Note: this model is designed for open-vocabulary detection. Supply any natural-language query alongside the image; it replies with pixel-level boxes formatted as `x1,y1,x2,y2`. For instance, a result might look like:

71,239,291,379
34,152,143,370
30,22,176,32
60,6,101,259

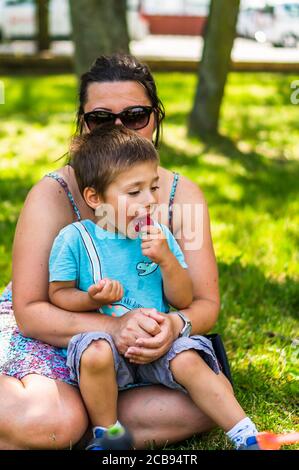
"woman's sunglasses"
83,106,154,132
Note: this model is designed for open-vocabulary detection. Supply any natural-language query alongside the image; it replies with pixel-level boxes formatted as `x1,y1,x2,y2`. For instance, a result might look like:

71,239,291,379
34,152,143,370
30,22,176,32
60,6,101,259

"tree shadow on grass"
217,260,299,326
0,164,46,287
0,174,34,206
160,135,299,216
1,75,77,126
202,133,299,212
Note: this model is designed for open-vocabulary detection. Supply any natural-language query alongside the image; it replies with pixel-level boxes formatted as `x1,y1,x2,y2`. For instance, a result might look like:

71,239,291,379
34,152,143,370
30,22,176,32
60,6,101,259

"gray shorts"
66,331,220,394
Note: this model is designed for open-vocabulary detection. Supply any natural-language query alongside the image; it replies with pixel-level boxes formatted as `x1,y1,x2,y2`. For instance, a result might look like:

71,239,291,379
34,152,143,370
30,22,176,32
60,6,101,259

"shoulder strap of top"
168,172,179,233
72,221,102,284
45,172,82,221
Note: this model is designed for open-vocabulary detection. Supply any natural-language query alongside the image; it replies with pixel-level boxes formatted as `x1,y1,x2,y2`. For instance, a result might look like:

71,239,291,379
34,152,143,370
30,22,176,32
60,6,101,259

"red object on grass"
256,431,299,450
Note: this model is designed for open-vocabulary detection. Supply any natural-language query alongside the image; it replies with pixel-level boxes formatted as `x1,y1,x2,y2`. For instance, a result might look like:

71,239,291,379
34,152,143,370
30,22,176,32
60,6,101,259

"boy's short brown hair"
70,124,159,197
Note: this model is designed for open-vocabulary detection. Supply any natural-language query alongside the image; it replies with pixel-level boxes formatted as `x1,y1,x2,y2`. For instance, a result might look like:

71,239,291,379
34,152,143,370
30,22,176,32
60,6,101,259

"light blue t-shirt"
49,219,188,316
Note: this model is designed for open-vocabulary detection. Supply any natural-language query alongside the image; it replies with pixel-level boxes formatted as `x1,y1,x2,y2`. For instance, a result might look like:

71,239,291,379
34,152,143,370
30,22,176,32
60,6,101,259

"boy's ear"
83,187,103,210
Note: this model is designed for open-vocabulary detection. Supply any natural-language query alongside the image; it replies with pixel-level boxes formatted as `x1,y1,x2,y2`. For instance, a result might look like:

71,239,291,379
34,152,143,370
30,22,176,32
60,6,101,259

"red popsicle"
134,214,154,232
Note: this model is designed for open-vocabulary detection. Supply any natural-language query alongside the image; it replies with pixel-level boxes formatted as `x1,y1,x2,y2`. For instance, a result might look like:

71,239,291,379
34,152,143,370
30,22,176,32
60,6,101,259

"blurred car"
265,1,299,47
2,0,71,40
1,0,148,41
0,0,5,40
237,1,299,47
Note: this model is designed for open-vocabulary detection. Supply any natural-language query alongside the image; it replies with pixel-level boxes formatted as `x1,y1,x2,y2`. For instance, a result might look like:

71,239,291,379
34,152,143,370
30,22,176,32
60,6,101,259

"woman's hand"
123,313,182,364
110,308,165,355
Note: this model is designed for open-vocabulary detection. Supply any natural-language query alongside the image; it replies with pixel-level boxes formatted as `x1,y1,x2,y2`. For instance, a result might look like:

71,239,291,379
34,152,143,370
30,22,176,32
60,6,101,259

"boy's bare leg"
170,350,246,432
79,339,117,427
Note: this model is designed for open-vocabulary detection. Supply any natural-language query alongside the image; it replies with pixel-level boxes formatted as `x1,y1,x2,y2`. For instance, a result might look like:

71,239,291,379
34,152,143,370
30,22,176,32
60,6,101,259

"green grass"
0,72,298,450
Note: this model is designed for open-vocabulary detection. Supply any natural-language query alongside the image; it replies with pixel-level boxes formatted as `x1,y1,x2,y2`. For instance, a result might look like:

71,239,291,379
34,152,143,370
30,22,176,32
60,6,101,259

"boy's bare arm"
160,254,193,310
141,226,193,310
49,281,99,312
49,279,124,312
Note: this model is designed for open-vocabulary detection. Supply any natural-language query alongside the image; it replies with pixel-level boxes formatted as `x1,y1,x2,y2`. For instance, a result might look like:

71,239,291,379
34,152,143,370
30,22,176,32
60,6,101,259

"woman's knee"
118,385,215,449
80,339,114,373
0,376,88,449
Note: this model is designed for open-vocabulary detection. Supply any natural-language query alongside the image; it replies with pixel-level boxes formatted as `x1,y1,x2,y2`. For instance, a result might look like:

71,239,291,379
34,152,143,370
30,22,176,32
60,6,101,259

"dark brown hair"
76,54,165,148
71,123,159,198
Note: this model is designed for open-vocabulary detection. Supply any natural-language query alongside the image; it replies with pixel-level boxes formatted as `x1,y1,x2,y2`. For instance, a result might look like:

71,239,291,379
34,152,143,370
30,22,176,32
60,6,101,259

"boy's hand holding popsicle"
137,215,172,266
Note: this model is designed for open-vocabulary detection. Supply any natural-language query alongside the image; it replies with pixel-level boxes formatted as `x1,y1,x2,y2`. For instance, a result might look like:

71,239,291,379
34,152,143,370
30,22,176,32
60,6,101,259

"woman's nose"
114,118,123,126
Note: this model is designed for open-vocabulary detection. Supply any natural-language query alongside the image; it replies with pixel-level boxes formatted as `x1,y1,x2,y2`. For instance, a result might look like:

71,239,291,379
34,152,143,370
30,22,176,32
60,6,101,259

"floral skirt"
0,282,76,386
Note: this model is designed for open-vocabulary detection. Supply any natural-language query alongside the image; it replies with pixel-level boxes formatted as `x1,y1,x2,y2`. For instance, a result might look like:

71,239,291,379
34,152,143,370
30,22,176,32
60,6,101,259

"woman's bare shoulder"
175,173,206,204
21,170,75,225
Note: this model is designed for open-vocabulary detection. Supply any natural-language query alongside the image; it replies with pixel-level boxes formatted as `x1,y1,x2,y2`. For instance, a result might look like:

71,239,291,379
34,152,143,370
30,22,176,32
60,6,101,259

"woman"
0,54,231,449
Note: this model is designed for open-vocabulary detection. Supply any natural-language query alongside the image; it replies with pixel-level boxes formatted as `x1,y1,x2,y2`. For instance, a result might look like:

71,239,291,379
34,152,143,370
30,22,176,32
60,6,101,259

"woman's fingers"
140,308,165,324
126,316,174,362
136,313,162,336
134,330,166,349
127,357,151,365
125,347,156,362
112,309,166,354
124,344,165,364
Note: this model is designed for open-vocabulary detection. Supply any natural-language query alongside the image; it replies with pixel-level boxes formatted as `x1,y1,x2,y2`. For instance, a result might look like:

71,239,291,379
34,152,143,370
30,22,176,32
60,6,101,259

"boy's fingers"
89,281,105,295
102,279,113,294
117,283,124,299
111,281,119,294
140,225,160,234
96,279,106,291
110,281,121,299
140,226,161,238
88,284,98,296
141,240,153,248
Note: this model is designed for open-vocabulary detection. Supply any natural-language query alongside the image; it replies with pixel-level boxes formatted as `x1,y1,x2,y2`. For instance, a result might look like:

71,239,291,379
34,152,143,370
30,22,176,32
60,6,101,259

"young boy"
49,125,261,450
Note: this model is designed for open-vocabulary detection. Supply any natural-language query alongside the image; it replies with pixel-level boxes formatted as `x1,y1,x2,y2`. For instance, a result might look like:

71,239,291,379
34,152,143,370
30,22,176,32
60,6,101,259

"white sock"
93,420,122,438
226,417,258,448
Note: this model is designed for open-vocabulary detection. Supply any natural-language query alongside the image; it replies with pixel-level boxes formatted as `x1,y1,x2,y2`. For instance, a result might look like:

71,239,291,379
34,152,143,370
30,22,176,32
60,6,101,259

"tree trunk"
36,0,50,52
69,0,130,78
189,0,240,138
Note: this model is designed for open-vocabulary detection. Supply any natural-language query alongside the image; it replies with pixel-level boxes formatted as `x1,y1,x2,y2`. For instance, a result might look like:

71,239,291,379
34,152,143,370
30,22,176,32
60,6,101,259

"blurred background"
0,0,298,58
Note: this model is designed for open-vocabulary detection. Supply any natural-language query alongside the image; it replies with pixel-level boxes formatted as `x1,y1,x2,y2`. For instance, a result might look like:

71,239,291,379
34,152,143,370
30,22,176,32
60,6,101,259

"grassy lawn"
0,72,298,450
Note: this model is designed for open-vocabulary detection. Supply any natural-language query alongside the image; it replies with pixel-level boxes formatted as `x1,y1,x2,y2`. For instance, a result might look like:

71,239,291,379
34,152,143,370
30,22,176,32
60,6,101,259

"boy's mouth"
134,214,154,232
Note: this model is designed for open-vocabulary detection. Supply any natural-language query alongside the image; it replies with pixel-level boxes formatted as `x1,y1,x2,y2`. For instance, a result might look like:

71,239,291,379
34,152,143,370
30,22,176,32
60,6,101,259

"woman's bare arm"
171,176,220,334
